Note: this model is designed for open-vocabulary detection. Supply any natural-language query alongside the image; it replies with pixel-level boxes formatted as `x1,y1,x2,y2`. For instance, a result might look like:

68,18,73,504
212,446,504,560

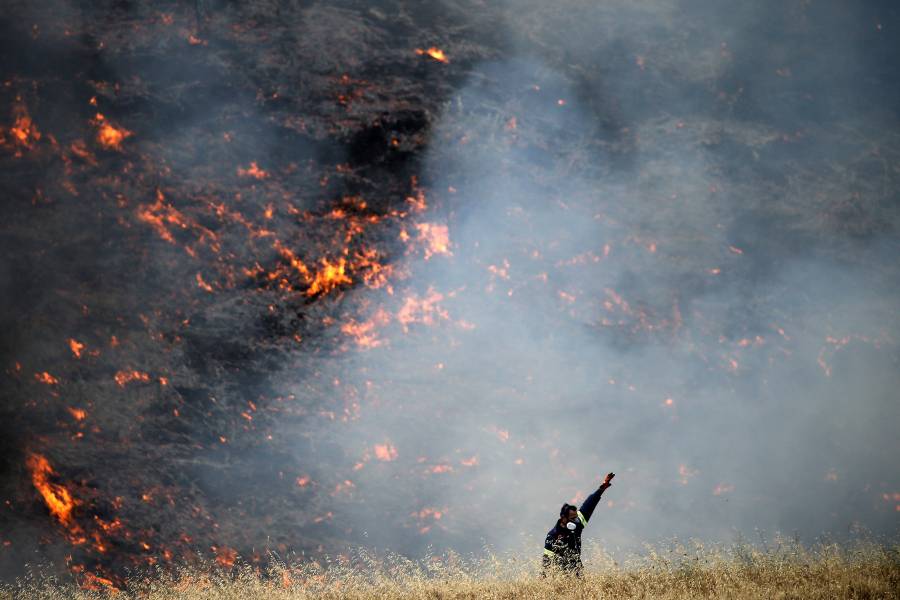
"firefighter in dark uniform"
542,472,614,576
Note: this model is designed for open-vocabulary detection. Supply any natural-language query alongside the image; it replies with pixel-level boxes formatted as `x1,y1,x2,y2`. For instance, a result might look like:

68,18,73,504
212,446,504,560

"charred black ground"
1,0,899,589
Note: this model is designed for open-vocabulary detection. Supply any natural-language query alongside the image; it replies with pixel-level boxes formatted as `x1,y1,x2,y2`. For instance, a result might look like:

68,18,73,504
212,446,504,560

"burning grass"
4,541,898,599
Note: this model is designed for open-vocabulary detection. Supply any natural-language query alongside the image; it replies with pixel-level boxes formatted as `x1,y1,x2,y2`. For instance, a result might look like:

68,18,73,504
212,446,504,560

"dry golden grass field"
3,541,898,600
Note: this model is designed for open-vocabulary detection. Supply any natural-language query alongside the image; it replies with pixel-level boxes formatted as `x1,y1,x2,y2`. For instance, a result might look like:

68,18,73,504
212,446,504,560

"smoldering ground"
0,0,898,584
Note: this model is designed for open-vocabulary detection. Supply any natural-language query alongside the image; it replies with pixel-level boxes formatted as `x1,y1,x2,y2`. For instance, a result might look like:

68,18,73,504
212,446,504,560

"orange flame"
413,223,451,259
34,371,59,385
397,288,449,331
415,47,449,63
212,545,237,568
373,442,398,462
341,308,391,349
306,258,351,297
67,407,87,421
713,483,734,496
26,454,85,542
68,338,85,358
237,161,268,179
5,104,41,152
137,189,187,244
81,572,119,592
196,272,214,293
92,113,132,150
114,370,151,387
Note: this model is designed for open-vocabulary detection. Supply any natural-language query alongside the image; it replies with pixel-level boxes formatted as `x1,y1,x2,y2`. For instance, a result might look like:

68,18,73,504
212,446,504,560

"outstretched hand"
602,472,615,487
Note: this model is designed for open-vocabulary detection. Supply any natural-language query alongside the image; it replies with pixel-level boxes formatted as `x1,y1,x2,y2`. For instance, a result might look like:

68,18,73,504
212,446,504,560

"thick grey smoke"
304,0,900,560
1,0,897,582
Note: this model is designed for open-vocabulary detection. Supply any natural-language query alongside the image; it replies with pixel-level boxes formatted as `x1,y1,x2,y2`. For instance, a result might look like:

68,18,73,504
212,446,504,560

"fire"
355,247,392,289
414,507,445,533
460,456,479,467
373,442,398,462
68,338,85,358
237,161,269,179
415,507,443,520
4,104,41,152
678,464,698,485
114,370,151,387
341,308,391,349
712,483,734,496
212,545,237,568
81,572,119,592
196,272,214,292
35,371,60,385
137,189,186,244
306,258,351,296
26,454,84,542
413,223,451,259
67,407,87,421
415,47,448,63
92,113,132,150
296,475,310,487
397,288,449,331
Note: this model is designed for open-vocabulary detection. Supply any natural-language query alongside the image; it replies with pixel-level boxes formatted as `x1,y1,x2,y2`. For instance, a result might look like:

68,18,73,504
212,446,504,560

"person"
542,472,615,576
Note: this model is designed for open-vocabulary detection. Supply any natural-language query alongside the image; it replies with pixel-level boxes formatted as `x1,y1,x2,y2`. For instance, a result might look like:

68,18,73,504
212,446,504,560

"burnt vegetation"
1,0,899,591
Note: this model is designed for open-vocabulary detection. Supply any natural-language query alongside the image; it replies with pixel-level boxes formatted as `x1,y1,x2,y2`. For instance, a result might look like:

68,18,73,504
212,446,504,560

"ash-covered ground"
1,0,899,589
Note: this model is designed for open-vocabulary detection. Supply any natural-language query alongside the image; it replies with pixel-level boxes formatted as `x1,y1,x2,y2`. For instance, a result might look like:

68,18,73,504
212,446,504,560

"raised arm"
578,472,614,523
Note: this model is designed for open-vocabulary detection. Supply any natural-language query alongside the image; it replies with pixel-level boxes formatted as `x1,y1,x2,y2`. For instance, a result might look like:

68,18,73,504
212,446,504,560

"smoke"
1,0,898,583
304,0,900,559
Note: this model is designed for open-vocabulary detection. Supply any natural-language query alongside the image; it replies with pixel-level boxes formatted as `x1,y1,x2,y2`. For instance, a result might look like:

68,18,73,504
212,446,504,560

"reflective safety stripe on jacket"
542,484,609,570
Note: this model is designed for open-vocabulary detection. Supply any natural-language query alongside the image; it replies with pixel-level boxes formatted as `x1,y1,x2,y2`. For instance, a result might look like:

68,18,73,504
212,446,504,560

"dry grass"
4,541,898,599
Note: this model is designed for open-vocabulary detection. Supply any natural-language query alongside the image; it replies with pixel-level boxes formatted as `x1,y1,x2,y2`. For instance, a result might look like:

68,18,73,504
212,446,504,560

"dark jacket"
542,484,609,574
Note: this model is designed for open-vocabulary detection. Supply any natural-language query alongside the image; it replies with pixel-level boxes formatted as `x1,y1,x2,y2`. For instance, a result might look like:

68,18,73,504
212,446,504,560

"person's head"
559,503,579,530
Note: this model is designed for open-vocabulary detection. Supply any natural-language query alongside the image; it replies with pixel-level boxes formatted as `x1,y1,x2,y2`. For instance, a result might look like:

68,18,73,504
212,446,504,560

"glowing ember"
415,47,448,63
68,338,85,358
213,545,237,568
236,162,269,179
487,426,509,443
397,288,449,331
196,272,214,293
712,483,734,496
137,190,185,244
413,223,451,259
678,464,698,485
92,113,132,150
5,104,41,153
67,407,87,421
373,443,398,461
81,572,119,592
340,310,390,349
35,371,60,385
114,370,151,387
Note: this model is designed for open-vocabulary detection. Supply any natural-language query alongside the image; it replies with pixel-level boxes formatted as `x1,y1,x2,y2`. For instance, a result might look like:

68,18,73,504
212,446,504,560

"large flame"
26,454,86,543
